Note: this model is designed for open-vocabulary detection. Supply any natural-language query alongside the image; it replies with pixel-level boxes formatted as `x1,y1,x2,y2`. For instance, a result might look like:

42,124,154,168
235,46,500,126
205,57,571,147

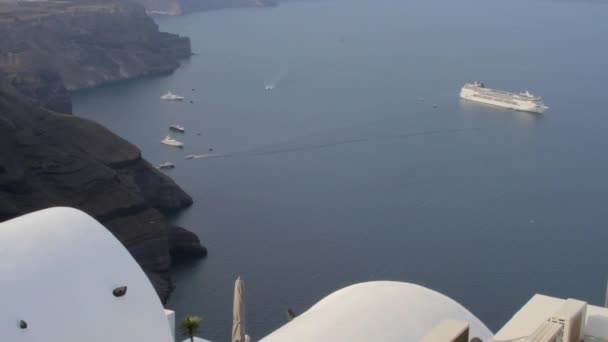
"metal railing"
488,334,608,342
488,337,528,342
583,335,608,342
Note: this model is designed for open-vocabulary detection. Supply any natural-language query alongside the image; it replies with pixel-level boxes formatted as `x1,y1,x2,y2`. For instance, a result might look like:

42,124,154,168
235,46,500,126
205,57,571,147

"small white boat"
161,135,184,148
161,91,184,101
170,124,185,133
187,153,218,160
265,84,275,91
158,162,175,170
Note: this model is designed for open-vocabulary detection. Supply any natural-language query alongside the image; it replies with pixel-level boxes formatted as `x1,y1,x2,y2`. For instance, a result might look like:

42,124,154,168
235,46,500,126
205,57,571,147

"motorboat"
170,124,185,133
160,91,185,101
161,135,184,148
158,162,175,170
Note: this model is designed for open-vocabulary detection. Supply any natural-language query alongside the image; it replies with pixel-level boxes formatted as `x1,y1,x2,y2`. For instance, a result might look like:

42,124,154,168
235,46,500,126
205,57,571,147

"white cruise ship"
460,81,548,113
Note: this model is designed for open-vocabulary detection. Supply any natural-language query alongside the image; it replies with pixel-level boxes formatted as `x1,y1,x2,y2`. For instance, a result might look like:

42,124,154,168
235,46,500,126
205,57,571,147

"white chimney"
548,299,586,342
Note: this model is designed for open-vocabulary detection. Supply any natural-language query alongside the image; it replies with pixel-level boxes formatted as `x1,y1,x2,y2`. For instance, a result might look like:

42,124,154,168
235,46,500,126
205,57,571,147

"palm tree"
286,308,297,322
180,315,202,342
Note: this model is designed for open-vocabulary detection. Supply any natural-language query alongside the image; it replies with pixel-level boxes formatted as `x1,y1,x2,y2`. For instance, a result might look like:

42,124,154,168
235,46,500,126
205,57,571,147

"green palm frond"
180,315,202,338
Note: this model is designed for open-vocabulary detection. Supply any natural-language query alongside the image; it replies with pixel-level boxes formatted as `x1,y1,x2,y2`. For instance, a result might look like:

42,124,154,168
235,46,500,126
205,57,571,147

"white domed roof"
260,281,493,342
0,207,174,342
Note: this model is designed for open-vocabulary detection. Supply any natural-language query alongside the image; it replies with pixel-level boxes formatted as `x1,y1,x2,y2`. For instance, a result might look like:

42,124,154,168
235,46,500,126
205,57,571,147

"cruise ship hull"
460,87,548,114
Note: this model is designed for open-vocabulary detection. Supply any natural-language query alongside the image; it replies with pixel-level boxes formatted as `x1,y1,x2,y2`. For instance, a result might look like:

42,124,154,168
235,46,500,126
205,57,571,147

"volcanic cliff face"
0,1,203,302
178,0,277,14
133,0,278,15
7,68,72,114
0,79,206,301
0,0,190,97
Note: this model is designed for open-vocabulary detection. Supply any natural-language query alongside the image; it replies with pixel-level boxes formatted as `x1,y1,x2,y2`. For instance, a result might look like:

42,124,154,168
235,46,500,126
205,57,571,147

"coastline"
0,0,202,302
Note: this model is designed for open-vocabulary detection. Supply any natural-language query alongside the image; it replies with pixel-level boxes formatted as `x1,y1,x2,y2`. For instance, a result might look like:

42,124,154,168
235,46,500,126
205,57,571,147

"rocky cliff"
0,78,206,301
0,1,204,302
135,0,278,15
179,0,277,14
0,0,191,97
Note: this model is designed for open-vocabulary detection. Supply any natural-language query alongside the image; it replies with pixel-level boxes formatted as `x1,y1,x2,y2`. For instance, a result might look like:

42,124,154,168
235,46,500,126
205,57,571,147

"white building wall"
0,207,175,342
165,309,176,341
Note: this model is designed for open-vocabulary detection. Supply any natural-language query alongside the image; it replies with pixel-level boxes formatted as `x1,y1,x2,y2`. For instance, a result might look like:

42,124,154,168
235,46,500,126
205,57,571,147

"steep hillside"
0,1,203,302
0,0,190,95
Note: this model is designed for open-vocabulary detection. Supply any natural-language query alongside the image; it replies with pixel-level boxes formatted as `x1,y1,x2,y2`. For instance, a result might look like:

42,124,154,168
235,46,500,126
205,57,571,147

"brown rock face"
8,68,72,113
177,0,278,14
0,0,204,302
133,0,278,15
169,226,208,257
0,0,191,104
0,82,205,302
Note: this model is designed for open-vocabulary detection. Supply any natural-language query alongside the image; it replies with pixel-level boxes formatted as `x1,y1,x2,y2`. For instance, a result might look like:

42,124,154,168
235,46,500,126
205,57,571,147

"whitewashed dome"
0,207,174,342
260,281,493,342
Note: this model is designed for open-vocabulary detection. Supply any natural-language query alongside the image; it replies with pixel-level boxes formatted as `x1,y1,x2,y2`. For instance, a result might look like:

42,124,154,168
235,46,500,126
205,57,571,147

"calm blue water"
73,0,608,340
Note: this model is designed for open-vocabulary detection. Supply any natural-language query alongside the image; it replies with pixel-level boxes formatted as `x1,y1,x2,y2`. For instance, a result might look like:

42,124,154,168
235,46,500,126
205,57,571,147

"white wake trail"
265,63,289,89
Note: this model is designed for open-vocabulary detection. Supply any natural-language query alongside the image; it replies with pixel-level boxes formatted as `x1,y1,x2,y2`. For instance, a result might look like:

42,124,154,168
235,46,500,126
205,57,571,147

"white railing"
583,335,608,342
489,334,608,342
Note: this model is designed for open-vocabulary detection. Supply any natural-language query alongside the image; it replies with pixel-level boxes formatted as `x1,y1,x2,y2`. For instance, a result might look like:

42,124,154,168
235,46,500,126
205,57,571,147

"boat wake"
185,153,222,160
265,63,288,90
187,127,491,162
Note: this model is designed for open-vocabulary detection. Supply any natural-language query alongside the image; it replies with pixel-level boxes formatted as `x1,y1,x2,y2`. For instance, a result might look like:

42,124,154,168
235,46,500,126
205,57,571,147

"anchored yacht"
161,135,184,148
158,162,175,170
170,124,185,133
160,91,184,101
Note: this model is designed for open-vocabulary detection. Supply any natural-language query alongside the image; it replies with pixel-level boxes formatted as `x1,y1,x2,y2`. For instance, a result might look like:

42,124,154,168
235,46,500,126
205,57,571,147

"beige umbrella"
232,276,247,342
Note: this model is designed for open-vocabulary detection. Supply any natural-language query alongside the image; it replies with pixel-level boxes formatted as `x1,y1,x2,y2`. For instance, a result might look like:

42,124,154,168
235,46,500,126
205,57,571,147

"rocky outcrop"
0,77,206,302
7,68,72,113
0,0,190,102
135,0,278,15
135,0,182,15
0,0,204,302
169,226,208,257
178,0,278,14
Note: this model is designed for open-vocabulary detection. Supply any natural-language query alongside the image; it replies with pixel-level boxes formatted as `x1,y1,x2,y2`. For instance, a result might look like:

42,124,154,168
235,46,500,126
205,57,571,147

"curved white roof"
260,281,493,342
0,207,174,342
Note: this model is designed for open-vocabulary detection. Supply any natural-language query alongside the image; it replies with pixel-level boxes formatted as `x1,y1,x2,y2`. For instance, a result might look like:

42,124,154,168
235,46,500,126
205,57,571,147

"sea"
72,0,608,340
